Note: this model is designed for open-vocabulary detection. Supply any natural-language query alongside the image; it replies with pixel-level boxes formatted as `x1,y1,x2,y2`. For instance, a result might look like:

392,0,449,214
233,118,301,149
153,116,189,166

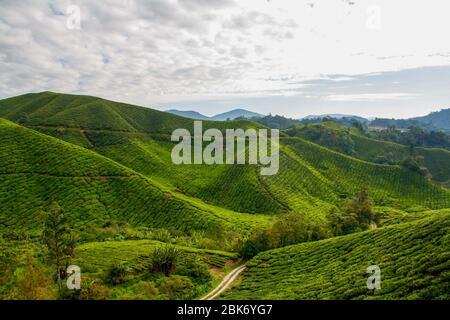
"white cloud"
323,93,422,102
0,0,450,117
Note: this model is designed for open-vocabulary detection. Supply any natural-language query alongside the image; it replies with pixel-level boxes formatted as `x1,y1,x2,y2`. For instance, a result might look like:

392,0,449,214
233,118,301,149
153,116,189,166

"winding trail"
201,265,246,300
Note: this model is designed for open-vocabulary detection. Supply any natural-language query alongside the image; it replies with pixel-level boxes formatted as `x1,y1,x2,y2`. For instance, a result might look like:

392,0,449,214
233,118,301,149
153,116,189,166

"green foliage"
241,213,328,258
369,124,450,148
1,92,449,300
240,230,271,259
285,123,356,156
400,146,430,178
328,189,380,236
105,262,128,285
176,256,212,285
41,202,76,290
79,277,112,300
13,256,55,300
255,114,299,129
116,281,159,300
286,122,450,183
159,275,193,299
149,246,181,276
224,210,450,300
74,240,237,271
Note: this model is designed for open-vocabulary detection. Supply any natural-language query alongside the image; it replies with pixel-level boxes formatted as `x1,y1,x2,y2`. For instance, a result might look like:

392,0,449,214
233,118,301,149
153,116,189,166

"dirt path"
200,265,246,300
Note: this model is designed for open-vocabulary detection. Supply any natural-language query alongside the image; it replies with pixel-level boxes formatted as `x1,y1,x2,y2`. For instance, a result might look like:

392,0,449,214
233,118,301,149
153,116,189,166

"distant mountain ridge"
166,108,264,121
301,114,368,122
166,109,210,120
370,108,450,133
211,109,264,121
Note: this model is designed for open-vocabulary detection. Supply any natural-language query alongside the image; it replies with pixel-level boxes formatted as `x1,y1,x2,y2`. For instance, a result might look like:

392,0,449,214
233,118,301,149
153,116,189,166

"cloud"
323,93,422,102
0,0,450,118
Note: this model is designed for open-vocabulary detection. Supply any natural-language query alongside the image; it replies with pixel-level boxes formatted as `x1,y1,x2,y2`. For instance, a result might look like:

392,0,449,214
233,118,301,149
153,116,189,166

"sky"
1,0,450,119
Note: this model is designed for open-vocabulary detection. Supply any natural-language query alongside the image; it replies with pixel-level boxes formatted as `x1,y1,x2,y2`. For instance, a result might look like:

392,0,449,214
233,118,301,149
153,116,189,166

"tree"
343,189,376,226
149,246,180,276
329,189,379,236
159,275,193,299
400,145,430,178
240,213,327,258
105,262,128,285
270,213,309,247
41,202,76,292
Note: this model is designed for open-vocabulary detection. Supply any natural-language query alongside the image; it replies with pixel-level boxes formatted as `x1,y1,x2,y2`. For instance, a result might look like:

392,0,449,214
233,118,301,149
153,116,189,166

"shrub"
328,189,380,236
159,275,193,299
149,246,181,276
14,256,55,300
240,238,262,259
105,262,128,285
176,257,211,284
79,278,112,300
240,214,328,258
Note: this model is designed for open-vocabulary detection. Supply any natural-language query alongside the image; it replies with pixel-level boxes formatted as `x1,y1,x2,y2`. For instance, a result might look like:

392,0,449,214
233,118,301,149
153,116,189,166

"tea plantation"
1,92,449,300
222,210,450,300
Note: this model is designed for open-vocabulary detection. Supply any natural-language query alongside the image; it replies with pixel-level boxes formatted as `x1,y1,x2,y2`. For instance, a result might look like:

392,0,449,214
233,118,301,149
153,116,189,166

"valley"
0,92,449,300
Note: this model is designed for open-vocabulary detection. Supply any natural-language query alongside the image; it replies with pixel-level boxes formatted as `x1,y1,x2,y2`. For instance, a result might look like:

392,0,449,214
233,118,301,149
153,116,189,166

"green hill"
0,118,272,238
1,92,449,300
222,209,450,300
285,122,450,184
0,91,262,133
370,108,450,133
1,92,449,230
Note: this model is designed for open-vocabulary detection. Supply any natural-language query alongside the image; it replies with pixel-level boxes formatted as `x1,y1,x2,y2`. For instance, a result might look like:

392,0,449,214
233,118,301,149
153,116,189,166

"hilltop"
370,108,450,133
0,117,272,238
0,92,449,300
166,108,264,121
1,92,448,234
211,109,264,121
166,109,211,120
285,122,450,184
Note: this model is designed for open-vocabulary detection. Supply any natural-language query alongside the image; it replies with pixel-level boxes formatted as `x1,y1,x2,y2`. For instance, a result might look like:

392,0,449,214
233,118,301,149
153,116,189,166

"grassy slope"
75,240,238,272
0,118,272,237
1,92,449,227
34,125,450,224
279,137,449,210
223,209,450,300
286,122,450,183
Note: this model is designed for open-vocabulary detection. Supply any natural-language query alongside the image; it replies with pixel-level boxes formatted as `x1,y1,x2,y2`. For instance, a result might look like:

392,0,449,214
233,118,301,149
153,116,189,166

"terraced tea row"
223,209,450,299
75,240,238,272
0,119,272,237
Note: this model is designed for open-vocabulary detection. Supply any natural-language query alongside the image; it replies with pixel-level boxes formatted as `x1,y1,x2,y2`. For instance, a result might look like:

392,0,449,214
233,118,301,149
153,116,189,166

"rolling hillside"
286,122,450,184
370,108,450,133
166,109,211,120
1,92,449,231
0,118,272,237
0,92,449,300
222,209,450,299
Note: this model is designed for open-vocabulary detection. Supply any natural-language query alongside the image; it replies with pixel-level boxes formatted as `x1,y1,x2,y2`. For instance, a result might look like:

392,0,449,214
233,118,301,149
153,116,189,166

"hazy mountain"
211,109,264,121
255,114,300,129
302,114,369,122
166,109,210,120
370,108,450,132
165,108,264,121
411,108,450,131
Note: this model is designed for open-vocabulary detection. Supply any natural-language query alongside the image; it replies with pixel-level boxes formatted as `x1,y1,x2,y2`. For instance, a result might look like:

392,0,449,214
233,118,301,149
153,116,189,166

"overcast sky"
1,0,450,118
